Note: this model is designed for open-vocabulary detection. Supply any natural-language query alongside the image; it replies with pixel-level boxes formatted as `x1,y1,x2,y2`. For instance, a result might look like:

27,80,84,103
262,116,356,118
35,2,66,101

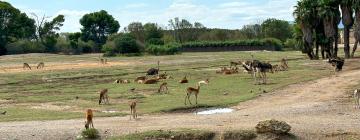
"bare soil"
1,63,360,139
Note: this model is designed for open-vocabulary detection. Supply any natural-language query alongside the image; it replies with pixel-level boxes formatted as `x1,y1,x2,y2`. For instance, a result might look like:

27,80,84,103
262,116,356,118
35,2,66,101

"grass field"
0,51,333,122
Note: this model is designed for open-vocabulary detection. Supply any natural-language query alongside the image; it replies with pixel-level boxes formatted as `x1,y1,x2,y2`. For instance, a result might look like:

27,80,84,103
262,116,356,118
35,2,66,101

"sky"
3,0,298,32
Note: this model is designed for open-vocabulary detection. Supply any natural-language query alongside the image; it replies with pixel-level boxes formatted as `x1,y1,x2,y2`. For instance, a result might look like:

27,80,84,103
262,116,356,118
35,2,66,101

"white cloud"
54,10,89,32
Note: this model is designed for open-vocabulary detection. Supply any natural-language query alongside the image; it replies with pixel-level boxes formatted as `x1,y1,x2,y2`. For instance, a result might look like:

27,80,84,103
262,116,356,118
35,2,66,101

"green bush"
181,38,283,51
146,43,180,55
284,39,298,50
78,40,95,53
102,34,141,56
5,40,45,54
146,38,164,45
81,128,100,139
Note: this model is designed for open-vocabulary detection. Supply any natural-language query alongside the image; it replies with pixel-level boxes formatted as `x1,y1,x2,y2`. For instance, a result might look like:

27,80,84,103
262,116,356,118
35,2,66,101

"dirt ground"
1,61,360,139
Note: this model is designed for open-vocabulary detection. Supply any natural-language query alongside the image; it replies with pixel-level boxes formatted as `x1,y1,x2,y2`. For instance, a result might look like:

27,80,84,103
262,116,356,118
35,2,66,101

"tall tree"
261,18,293,42
340,0,354,58
32,14,65,52
0,1,35,55
126,22,144,42
80,10,120,52
351,0,360,57
144,23,163,42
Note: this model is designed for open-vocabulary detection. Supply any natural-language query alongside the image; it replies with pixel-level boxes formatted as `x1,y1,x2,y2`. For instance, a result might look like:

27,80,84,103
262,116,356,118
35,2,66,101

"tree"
144,23,164,44
340,0,354,58
103,33,140,55
0,1,36,55
80,10,120,52
168,17,206,43
261,18,293,42
240,24,262,39
32,14,65,52
351,0,360,57
126,22,144,42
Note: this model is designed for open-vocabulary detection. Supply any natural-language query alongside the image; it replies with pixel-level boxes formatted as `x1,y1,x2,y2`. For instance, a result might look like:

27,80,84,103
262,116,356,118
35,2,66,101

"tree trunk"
343,27,351,58
341,5,354,58
321,45,325,59
352,11,360,57
352,40,359,57
315,42,319,59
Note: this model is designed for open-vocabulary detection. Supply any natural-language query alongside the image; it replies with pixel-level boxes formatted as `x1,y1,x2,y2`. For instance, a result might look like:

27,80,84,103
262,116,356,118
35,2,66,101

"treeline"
0,1,295,56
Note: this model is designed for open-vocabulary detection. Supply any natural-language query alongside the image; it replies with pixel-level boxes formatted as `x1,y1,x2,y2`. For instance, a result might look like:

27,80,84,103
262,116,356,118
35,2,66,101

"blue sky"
4,0,297,32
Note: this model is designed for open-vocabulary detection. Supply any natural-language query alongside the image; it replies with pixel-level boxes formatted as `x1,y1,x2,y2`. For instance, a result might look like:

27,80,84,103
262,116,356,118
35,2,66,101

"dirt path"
1,69,360,140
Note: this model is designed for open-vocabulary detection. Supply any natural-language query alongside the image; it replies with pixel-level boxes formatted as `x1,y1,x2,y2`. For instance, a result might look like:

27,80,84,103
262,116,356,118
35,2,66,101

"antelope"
114,79,130,84
230,60,242,68
158,82,169,94
144,78,158,84
36,62,45,69
279,58,289,71
354,89,360,109
134,76,146,82
157,72,168,80
85,109,94,129
129,101,137,120
23,63,31,70
98,89,109,105
184,79,209,105
147,61,160,75
179,76,189,84
243,59,273,84
99,58,107,64
328,57,345,73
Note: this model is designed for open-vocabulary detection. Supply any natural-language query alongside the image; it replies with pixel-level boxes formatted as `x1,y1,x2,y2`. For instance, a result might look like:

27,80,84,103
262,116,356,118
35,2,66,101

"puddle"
196,108,234,115
102,110,118,113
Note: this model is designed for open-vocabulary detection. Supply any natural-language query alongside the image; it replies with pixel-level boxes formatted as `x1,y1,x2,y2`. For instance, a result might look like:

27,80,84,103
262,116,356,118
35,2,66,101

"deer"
184,79,209,105
98,89,109,105
134,76,147,82
158,82,169,94
157,72,168,80
230,60,242,68
36,62,45,69
85,109,94,129
129,100,137,120
99,57,107,65
144,78,158,84
354,89,360,109
179,76,189,84
23,63,31,70
147,61,160,75
328,57,345,74
279,58,289,71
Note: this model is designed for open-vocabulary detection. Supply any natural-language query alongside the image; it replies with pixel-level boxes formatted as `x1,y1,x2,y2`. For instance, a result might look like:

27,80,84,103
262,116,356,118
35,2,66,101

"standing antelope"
184,79,209,105
98,89,109,105
158,82,169,94
85,109,94,129
354,89,360,109
129,101,137,120
23,63,31,70
37,62,45,69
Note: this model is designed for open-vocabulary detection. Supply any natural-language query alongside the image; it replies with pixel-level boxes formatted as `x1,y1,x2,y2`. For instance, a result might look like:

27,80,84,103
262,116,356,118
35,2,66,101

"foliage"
146,38,164,45
5,40,45,54
80,10,120,51
144,23,163,42
261,18,293,42
113,129,215,140
102,33,141,56
0,1,36,55
81,128,100,139
168,17,206,43
146,43,180,55
181,38,283,51
126,22,144,42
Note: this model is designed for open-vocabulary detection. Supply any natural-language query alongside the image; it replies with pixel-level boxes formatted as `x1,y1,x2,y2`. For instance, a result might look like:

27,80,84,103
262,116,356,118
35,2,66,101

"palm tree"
340,0,354,58
294,0,318,59
351,0,360,57
318,0,341,58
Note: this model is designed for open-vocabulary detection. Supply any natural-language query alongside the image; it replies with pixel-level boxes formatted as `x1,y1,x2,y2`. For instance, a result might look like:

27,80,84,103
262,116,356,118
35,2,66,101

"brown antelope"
230,60,242,68
134,76,146,82
36,62,45,69
158,82,169,94
144,78,158,84
99,58,107,64
179,76,189,83
85,109,94,129
279,58,289,71
157,72,168,80
98,89,109,105
129,101,137,119
114,79,130,84
354,89,360,109
185,80,209,105
23,63,31,70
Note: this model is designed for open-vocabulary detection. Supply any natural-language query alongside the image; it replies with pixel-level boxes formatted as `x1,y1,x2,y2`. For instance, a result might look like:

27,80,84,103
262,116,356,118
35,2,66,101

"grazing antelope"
36,62,45,69
354,89,360,109
114,79,130,84
230,60,242,68
147,61,160,75
243,59,273,84
184,80,209,105
158,82,169,94
279,58,289,71
157,72,168,80
129,101,137,119
98,89,109,105
85,109,94,129
179,76,189,84
23,63,31,70
99,58,107,65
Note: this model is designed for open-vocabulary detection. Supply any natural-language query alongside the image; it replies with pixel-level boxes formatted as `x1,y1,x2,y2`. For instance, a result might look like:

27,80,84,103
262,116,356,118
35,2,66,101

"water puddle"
196,108,234,115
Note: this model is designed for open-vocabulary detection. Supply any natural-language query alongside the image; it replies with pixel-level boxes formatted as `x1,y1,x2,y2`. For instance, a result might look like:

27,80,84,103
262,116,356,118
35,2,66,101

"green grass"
111,129,216,140
0,51,331,122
